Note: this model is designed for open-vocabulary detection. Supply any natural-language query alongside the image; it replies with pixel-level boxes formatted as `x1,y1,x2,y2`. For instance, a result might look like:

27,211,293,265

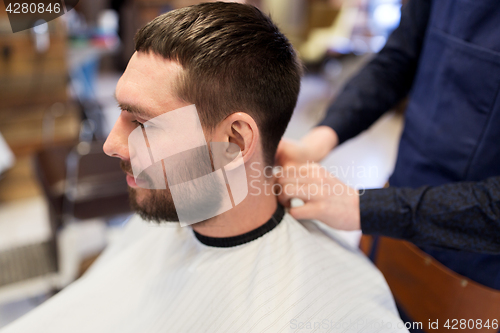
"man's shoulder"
86,215,186,273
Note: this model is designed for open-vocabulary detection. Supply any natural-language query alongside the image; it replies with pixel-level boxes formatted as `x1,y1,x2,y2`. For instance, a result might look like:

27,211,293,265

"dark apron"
389,0,500,289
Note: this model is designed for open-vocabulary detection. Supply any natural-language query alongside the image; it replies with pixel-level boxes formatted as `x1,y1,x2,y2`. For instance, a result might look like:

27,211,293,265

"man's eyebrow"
114,93,149,118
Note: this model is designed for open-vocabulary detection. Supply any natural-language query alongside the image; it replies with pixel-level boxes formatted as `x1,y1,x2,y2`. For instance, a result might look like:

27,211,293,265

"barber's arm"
361,176,500,254
277,167,500,254
276,0,431,166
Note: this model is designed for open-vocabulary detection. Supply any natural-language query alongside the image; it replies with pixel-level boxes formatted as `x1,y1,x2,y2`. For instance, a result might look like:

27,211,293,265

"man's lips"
120,161,138,188
125,173,139,188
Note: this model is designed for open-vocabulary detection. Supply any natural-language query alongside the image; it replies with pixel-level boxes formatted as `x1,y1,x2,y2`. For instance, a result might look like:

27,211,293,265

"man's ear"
212,112,260,162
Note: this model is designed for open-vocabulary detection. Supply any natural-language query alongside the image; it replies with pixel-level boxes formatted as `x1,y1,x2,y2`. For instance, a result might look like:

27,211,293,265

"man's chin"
127,186,180,223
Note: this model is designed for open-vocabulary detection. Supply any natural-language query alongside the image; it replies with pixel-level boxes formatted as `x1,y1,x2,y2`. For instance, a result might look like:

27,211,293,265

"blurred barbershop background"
0,0,403,327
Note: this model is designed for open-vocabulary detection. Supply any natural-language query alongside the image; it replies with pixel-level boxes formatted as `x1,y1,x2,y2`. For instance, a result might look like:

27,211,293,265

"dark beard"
128,186,179,222
122,145,227,224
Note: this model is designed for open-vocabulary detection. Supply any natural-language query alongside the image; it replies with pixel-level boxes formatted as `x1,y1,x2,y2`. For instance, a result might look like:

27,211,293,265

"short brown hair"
134,2,302,165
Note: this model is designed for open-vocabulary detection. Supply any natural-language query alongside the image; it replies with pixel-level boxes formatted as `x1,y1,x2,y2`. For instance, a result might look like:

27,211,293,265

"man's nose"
103,116,130,160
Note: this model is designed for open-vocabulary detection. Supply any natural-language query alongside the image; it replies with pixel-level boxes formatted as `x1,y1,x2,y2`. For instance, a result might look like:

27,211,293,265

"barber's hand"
277,163,361,231
275,126,339,166
275,139,311,166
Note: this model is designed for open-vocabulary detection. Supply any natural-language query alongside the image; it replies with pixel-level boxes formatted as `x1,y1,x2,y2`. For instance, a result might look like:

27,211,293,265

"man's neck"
191,179,278,238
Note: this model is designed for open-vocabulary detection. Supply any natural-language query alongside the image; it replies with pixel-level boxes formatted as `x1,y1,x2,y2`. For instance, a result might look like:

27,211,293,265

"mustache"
121,160,159,188
120,160,133,175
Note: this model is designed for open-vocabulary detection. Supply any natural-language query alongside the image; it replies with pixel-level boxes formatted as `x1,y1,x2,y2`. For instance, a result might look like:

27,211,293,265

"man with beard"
1,3,408,333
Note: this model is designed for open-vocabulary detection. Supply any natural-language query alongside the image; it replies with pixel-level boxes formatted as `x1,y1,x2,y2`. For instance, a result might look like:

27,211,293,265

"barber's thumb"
288,204,317,221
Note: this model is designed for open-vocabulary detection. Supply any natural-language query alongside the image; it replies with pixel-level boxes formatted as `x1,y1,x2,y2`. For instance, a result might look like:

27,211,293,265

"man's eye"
132,120,144,128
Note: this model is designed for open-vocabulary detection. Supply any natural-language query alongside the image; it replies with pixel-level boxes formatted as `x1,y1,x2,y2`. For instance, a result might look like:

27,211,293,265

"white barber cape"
2,206,408,333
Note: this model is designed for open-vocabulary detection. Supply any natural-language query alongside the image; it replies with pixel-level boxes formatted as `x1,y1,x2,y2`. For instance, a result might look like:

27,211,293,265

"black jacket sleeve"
318,0,431,144
360,176,500,254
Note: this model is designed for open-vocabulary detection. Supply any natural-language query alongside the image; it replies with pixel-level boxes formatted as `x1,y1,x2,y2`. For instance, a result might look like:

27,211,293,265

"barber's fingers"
275,139,313,166
275,140,299,166
275,140,291,166
277,184,313,203
277,173,340,194
277,164,329,182
278,177,324,186
277,169,328,187
288,202,321,221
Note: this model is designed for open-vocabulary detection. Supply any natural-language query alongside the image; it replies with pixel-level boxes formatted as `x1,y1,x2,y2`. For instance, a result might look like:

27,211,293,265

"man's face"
104,52,193,222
